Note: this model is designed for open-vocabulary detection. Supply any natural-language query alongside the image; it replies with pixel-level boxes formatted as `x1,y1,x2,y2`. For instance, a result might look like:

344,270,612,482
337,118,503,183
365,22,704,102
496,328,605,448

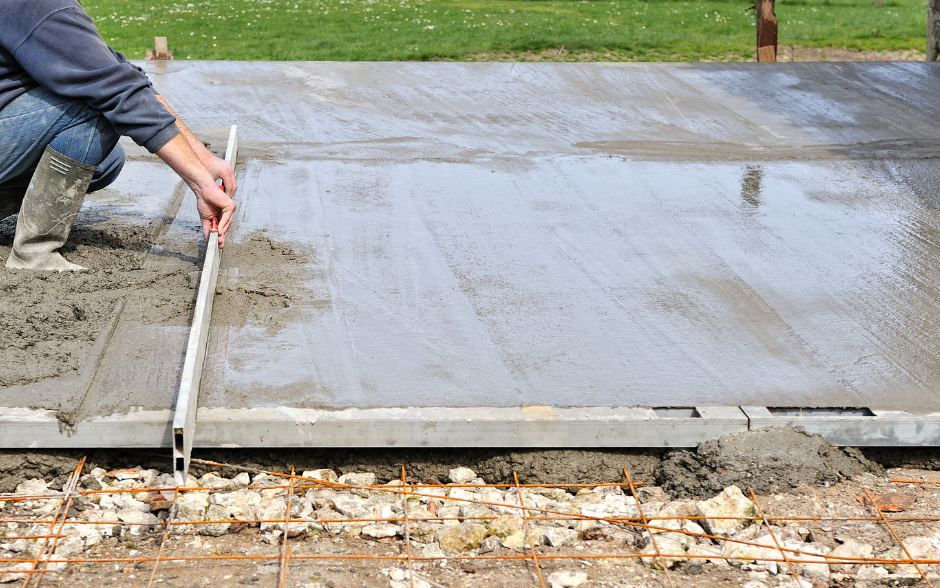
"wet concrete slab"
171,61,940,415
6,61,940,447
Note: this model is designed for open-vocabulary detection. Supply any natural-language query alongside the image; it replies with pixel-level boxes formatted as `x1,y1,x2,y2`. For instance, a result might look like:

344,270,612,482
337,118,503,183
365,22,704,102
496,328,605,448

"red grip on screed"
211,183,223,232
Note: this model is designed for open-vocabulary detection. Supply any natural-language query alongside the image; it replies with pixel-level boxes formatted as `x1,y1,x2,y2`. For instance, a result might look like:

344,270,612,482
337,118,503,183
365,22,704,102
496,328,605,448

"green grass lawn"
84,0,928,61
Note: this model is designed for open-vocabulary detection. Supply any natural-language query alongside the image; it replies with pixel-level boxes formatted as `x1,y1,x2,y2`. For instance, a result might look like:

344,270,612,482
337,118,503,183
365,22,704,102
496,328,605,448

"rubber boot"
6,146,95,271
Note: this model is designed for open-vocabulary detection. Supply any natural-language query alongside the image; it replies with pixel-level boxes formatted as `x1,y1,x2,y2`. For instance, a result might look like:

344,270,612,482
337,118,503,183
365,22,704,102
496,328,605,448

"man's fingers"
201,218,211,242
220,165,237,196
217,203,236,248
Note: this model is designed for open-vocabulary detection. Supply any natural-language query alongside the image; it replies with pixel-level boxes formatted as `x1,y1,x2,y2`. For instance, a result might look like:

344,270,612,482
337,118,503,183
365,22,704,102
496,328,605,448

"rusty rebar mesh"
2,459,940,587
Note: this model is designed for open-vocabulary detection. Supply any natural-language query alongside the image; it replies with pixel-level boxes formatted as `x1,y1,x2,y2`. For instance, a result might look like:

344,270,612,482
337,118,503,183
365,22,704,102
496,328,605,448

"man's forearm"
155,95,213,161
155,133,215,193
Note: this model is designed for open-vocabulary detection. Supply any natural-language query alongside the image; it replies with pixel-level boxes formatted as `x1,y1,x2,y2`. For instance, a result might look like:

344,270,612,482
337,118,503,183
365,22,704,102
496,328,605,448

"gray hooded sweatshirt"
0,0,180,153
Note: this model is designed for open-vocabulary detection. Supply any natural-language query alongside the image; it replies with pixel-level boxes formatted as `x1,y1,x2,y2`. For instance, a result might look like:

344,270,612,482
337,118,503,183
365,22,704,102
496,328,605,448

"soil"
657,427,885,499
775,46,925,63
0,429,911,496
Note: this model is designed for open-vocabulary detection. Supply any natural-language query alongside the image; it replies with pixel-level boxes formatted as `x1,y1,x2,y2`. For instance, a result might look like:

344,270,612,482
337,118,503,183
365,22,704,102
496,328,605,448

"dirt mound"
656,427,885,499
0,451,86,492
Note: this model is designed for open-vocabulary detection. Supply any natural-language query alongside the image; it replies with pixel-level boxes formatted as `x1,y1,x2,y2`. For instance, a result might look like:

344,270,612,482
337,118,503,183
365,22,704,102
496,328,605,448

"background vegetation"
84,0,928,61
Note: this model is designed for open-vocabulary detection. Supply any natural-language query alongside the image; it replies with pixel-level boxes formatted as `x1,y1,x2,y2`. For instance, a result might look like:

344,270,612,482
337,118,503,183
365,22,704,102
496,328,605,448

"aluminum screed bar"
172,125,238,486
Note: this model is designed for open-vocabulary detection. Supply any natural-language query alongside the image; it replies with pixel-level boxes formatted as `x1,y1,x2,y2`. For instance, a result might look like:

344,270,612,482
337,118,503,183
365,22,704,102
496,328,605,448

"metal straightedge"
3,405,940,449
172,125,238,486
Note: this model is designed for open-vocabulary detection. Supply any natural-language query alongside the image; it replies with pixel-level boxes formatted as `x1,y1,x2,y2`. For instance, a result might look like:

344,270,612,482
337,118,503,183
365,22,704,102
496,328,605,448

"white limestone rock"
695,486,759,537
117,510,158,535
201,504,232,537
828,538,873,572
437,523,488,552
258,497,287,531
338,472,376,487
448,467,477,485
547,571,588,588
362,523,401,539
332,495,368,519
302,469,339,483
199,474,234,489
640,537,687,569
0,563,33,583
542,527,579,548
14,479,48,496
211,489,262,521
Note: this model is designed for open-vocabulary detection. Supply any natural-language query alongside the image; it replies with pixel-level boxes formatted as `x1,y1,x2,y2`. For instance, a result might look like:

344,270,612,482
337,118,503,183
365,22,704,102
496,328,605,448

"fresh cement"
0,214,194,389
6,61,940,435
158,61,940,415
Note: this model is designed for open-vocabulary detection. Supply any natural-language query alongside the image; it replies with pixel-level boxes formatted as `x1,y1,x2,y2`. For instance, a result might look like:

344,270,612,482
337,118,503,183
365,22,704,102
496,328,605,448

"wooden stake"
146,37,173,60
756,0,778,62
929,0,940,61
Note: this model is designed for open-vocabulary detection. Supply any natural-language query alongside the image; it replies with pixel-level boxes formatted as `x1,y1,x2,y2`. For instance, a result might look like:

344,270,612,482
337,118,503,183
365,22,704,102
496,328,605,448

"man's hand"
194,179,237,246
197,150,238,198
154,96,238,247
155,134,237,247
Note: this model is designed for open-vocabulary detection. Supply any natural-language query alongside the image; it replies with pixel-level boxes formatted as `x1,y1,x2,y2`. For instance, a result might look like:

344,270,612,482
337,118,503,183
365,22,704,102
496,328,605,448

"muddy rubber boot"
6,147,95,271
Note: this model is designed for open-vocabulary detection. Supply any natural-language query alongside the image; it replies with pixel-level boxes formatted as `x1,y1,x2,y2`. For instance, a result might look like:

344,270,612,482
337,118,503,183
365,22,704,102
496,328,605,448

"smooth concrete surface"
178,61,940,414
5,62,940,444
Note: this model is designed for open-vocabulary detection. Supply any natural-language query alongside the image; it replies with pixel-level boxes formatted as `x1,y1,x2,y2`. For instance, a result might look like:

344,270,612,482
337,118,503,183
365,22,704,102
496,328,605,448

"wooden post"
928,0,940,61
146,37,173,60
756,0,778,62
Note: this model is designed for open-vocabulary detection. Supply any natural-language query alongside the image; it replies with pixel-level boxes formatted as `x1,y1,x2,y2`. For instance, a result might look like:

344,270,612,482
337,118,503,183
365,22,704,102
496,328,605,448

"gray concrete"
5,61,940,447
190,61,940,414
4,405,940,448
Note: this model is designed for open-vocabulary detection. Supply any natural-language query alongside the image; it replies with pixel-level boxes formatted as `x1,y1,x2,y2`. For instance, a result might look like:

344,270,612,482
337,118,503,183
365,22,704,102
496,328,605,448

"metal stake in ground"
172,125,238,486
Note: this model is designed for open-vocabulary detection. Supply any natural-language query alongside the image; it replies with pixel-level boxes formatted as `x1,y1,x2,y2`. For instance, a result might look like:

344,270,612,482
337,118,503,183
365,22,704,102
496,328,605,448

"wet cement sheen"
169,62,940,413
10,61,940,417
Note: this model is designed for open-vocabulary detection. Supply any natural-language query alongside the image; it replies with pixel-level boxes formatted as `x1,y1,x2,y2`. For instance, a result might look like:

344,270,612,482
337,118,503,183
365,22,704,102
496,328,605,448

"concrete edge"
741,406,940,446
0,405,746,448
2,405,940,448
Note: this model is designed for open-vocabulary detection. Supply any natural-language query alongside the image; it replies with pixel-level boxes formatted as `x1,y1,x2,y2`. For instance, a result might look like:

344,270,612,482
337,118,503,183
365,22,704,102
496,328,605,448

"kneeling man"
0,0,236,271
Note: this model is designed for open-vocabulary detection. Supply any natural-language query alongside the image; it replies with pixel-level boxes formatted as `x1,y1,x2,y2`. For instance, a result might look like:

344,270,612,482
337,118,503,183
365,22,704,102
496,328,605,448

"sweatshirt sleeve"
109,47,153,84
11,7,179,152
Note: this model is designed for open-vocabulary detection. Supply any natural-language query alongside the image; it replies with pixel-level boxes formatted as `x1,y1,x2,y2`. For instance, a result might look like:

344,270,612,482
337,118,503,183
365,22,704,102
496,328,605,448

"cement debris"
212,231,310,333
656,427,885,499
2,461,940,587
0,207,312,418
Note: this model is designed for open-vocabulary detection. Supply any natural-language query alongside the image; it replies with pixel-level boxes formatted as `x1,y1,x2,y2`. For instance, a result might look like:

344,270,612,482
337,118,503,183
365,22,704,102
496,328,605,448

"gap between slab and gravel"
0,428,934,496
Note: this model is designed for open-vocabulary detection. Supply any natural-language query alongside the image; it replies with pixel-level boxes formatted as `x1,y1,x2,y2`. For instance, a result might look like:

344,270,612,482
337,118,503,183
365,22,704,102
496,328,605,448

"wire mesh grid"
2,457,940,588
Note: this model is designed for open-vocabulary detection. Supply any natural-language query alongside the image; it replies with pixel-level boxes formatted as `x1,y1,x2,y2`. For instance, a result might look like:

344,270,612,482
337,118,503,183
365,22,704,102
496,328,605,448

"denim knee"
88,142,125,193
48,111,121,168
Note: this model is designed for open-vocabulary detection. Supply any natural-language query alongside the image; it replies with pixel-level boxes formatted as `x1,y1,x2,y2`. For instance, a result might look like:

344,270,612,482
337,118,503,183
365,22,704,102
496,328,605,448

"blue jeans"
0,87,124,195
